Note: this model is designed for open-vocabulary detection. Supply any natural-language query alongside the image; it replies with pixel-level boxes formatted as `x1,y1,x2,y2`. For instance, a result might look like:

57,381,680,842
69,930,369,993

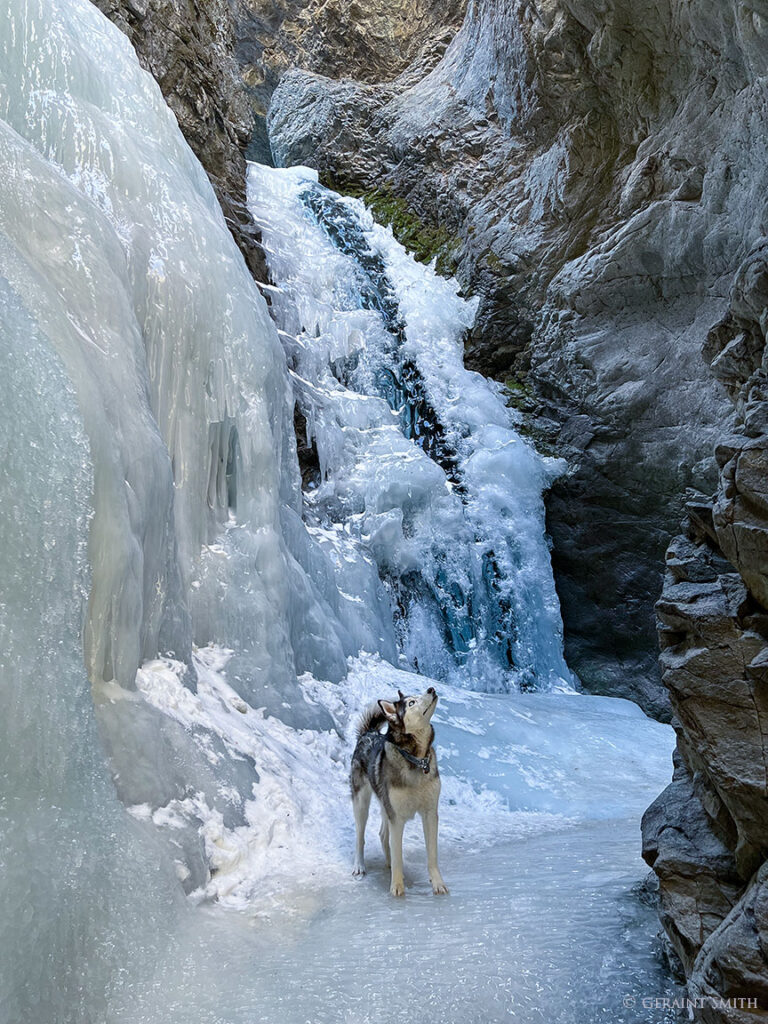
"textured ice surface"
248,164,575,693
0,0,359,709
0,249,186,1024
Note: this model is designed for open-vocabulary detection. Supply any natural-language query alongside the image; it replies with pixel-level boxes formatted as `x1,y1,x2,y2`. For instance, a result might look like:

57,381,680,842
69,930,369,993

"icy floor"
128,650,680,1023
184,823,681,1024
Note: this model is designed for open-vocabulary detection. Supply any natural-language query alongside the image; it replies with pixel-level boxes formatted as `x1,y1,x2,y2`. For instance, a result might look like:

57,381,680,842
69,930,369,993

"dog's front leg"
389,817,405,897
422,808,449,895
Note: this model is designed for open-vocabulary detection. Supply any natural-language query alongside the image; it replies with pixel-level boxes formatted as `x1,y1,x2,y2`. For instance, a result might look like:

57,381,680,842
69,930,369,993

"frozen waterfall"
0,2,675,1023
248,163,575,693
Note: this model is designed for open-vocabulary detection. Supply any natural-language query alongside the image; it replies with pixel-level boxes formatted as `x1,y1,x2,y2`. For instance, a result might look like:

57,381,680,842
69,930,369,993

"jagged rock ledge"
642,240,768,1021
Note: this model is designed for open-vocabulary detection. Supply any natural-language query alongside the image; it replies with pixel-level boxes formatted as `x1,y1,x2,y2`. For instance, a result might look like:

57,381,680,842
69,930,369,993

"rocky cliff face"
266,0,768,719
642,240,768,1020
231,0,467,159
92,0,266,278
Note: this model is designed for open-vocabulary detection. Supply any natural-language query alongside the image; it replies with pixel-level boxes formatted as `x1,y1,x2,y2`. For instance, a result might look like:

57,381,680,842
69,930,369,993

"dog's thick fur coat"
349,687,448,897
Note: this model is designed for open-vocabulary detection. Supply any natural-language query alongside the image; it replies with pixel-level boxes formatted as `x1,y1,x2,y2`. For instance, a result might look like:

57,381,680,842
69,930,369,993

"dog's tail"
356,703,386,738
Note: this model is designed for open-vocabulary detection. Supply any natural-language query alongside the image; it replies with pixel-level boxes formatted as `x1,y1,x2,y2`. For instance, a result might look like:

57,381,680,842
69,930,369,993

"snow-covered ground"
136,649,672,912
131,648,678,1023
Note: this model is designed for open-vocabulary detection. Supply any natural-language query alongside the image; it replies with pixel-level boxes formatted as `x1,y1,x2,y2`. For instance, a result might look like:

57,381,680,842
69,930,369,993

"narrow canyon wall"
642,242,768,1020
266,0,768,720
92,0,266,278
231,0,467,158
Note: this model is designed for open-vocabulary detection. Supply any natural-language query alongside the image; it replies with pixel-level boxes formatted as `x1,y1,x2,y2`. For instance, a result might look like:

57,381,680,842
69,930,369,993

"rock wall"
642,240,768,1020
92,0,266,278
266,0,768,717
231,0,467,159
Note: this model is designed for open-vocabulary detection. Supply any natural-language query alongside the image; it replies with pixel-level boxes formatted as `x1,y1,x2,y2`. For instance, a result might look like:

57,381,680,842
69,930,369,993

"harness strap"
390,742,431,774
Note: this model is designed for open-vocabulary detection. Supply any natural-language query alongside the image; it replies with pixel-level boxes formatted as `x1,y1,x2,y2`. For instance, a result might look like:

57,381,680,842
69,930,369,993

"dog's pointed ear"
378,699,399,724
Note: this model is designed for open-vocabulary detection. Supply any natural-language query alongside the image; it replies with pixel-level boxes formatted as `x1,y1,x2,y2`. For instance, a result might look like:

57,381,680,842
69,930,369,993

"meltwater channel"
0,3,676,1022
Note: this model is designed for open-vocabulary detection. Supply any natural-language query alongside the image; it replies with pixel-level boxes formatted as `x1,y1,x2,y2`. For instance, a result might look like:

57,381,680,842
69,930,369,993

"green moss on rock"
502,377,561,457
503,377,535,411
322,175,460,276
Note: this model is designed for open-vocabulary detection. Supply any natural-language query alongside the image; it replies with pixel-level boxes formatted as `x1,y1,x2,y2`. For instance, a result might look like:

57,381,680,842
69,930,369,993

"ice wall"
0,2,355,1015
0,0,364,713
0,260,187,1024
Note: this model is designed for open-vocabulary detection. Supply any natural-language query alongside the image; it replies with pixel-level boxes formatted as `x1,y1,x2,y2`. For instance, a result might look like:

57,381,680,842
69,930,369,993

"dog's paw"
431,880,449,895
390,880,405,897
352,863,366,878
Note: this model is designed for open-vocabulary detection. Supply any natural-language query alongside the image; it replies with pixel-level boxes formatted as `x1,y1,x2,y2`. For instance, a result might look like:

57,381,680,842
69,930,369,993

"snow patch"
135,649,673,915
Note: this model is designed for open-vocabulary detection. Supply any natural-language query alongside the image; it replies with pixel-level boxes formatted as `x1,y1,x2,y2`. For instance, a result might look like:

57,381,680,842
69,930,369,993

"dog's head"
379,687,437,736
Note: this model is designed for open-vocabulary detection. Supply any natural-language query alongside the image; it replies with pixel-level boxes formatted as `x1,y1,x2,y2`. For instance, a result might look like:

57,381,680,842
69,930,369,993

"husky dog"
350,686,448,897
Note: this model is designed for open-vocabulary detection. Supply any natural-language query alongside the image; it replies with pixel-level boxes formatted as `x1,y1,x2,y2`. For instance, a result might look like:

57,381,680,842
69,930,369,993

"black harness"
390,743,431,774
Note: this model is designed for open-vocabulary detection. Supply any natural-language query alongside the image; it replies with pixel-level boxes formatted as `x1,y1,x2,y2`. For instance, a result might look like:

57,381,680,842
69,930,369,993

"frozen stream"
196,826,676,1024
125,652,678,1024
248,162,575,694
0,4,677,1023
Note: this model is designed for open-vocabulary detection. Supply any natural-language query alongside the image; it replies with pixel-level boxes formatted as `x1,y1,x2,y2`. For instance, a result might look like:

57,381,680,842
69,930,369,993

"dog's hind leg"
421,808,449,895
379,816,390,868
351,780,372,877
